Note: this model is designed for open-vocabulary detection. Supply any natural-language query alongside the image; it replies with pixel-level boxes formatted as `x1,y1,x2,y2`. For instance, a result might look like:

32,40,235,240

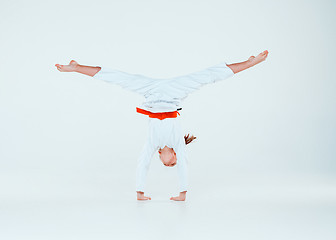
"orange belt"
136,107,180,120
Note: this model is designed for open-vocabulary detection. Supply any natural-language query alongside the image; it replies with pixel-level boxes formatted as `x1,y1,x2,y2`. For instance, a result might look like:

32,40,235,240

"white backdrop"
0,0,335,239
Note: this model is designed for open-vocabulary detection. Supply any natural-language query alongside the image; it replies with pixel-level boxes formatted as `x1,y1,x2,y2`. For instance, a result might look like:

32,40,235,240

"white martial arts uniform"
93,61,235,192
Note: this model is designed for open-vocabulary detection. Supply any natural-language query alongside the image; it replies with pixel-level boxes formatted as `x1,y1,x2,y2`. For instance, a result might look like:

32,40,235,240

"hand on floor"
136,191,151,200
170,191,187,201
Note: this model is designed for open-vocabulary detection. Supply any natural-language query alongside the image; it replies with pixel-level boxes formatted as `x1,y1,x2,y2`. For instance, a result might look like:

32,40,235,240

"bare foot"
55,60,79,72
248,50,269,67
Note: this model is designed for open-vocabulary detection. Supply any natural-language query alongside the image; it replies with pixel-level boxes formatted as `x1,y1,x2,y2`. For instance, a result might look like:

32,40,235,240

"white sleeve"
167,61,235,99
93,66,159,96
175,141,188,192
135,139,157,192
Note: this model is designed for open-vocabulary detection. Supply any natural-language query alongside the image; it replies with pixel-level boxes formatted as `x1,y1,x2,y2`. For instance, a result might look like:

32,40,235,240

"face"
158,146,177,167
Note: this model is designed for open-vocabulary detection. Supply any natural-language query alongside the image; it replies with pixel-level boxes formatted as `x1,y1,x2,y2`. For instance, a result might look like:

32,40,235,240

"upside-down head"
158,134,197,167
158,146,177,167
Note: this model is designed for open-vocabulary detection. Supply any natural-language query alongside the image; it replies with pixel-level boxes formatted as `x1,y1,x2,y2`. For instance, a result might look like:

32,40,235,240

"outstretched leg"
55,60,101,77
227,50,269,74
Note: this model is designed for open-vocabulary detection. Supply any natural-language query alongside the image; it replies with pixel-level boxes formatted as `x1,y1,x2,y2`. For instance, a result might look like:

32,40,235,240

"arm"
136,139,156,200
170,142,188,201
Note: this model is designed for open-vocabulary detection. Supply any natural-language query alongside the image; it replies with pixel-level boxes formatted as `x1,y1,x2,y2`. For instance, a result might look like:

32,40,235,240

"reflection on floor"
1,170,335,240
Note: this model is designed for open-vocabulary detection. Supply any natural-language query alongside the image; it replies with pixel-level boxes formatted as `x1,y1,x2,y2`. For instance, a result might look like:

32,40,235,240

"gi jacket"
93,61,234,192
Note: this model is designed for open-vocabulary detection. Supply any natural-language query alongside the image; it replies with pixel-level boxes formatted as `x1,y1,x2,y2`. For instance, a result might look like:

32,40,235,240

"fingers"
136,195,186,201
137,195,185,201
170,196,185,201
138,197,151,201
137,196,151,200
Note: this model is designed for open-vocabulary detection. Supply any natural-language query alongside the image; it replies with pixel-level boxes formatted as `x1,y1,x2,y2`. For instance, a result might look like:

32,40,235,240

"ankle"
73,64,81,72
246,59,255,68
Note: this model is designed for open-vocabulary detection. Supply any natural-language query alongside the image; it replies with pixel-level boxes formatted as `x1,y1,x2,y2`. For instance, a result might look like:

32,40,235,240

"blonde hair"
184,134,196,145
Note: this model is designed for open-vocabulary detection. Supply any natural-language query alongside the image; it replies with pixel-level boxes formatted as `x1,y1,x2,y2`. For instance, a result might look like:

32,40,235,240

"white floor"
1,169,335,240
